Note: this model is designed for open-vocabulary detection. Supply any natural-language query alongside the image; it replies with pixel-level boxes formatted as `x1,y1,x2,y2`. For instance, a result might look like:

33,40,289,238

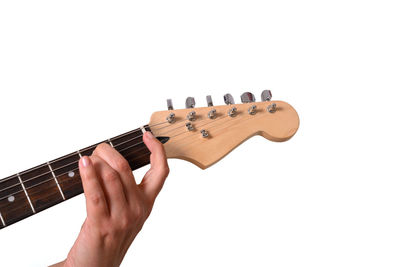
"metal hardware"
223,94,235,105
206,95,214,107
248,105,257,115
208,109,217,119
187,111,196,121
261,90,272,101
166,113,175,123
241,92,256,103
185,122,194,131
267,103,277,113
185,97,196,108
228,107,237,117
200,129,209,138
167,99,174,110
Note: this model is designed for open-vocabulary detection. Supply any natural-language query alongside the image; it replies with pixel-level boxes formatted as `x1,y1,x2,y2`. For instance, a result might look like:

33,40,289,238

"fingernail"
145,131,155,139
82,156,91,167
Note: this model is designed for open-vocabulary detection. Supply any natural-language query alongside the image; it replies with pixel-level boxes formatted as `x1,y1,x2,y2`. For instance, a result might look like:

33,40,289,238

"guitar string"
0,112,206,186
0,108,272,201
0,110,230,193
0,120,170,184
0,147,154,202
0,113,234,202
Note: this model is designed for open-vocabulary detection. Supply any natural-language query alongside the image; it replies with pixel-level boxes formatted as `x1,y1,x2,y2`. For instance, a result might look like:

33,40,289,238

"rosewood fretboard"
0,125,169,229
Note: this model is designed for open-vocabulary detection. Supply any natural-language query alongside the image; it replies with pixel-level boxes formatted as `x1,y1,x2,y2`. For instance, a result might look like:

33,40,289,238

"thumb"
140,131,170,202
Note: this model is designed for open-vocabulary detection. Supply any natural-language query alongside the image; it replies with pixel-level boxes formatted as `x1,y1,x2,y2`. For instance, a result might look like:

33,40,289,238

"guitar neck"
0,125,168,229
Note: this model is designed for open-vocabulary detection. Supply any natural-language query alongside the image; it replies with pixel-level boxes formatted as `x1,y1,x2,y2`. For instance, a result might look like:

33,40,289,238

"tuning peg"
261,90,272,101
223,93,235,105
166,99,174,110
240,92,256,103
185,97,196,109
206,95,214,107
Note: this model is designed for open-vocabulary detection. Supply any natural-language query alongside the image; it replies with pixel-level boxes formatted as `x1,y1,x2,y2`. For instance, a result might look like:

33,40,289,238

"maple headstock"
148,92,299,169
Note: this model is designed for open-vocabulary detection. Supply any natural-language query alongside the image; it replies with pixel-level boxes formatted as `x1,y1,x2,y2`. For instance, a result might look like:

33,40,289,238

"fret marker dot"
68,171,75,178
8,195,15,202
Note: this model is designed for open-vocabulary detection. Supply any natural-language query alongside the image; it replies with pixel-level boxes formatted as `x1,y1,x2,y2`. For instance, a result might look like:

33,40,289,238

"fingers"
93,143,138,202
79,156,109,219
90,155,128,217
140,131,170,202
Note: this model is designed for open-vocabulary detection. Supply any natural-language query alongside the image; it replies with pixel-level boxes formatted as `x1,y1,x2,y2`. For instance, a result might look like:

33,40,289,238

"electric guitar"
0,90,299,229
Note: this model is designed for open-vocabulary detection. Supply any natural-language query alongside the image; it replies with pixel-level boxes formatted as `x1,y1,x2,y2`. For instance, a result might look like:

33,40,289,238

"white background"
0,1,399,266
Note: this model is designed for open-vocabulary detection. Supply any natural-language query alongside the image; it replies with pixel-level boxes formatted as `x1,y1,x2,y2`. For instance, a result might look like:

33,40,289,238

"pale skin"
51,131,169,267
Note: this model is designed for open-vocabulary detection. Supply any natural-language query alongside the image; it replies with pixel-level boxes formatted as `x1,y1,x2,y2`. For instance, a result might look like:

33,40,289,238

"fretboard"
0,125,169,229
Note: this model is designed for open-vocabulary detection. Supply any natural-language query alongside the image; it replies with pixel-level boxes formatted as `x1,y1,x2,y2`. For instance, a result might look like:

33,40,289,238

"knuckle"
119,213,132,230
89,193,103,206
157,164,170,178
132,203,146,220
115,158,131,173
104,170,119,182
94,143,109,154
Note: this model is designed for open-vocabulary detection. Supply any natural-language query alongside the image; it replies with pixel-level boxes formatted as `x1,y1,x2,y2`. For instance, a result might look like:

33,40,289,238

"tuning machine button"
261,90,272,101
206,95,214,107
241,92,256,103
187,111,196,121
167,99,174,110
223,94,235,105
185,97,196,108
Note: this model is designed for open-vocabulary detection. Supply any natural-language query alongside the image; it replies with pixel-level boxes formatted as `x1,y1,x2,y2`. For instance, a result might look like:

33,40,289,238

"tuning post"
187,111,196,121
185,122,194,131
200,129,209,138
166,113,175,123
248,105,257,115
228,107,237,117
208,109,217,119
267,103,277,113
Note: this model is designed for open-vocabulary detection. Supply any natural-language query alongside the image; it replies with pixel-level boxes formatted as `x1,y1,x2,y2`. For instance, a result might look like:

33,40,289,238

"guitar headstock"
149,91,299,169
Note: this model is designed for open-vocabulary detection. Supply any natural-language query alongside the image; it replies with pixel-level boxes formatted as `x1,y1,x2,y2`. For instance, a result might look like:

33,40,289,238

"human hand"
53,131,169,267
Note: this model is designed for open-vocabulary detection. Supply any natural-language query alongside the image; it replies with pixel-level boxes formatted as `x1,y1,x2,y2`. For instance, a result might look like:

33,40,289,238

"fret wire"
108,139,114,148
77,150,83,158
16,173,36,214
47,162,66,200
0,212,6,226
